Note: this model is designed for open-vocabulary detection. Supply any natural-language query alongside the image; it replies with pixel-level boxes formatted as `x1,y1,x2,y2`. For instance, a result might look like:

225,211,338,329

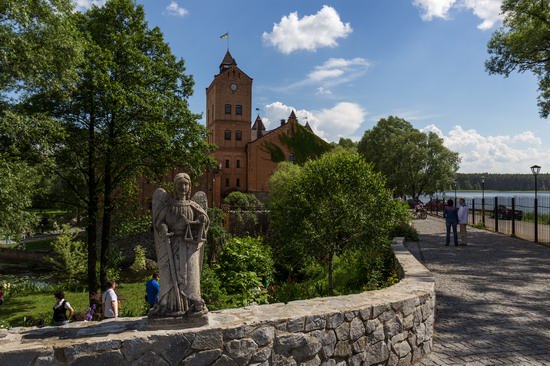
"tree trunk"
328,251,334,295
87,111,99,303
99,115,115,287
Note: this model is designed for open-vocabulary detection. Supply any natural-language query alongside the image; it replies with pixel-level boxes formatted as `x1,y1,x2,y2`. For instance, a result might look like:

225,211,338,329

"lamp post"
481,176,486,226
452,181,457,207
531,165,541,243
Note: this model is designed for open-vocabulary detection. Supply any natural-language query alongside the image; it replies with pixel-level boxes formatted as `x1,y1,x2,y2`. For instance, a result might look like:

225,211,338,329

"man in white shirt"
458,198,469,246
102,280,118,319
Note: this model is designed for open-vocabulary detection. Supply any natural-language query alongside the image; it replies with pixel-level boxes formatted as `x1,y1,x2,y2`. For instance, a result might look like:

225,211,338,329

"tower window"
225,104,231,114
225,159,230,168
236,130,242,140
236,178,240,187
236,160,240,168
225,178,230,187
236,105,242,115
224,130,231,140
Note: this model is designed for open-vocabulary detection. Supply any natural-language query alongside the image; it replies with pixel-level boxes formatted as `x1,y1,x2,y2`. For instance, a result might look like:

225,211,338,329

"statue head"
174,173,192,199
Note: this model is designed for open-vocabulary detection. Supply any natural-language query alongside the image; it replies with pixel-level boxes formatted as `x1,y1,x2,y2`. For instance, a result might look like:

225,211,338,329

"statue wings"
191,191,208,212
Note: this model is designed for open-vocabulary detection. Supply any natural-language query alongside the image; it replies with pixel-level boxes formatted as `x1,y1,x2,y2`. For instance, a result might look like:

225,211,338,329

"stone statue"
150,173,209,320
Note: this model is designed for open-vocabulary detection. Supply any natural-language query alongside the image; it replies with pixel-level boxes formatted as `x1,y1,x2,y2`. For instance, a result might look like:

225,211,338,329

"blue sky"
76,0,549,174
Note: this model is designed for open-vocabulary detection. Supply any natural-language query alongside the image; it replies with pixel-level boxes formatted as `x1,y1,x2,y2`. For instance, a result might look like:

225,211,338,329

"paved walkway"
405,216,550,366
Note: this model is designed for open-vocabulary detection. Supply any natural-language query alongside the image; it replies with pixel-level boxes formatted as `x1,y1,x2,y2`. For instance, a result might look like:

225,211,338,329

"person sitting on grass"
53,291,74,326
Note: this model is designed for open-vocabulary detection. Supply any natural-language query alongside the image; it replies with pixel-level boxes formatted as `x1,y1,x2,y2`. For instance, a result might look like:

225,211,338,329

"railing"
427,195,550,244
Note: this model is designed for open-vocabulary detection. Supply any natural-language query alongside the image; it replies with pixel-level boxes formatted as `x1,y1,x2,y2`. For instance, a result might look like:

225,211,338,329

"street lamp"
531,165,541,243
481,176,486,226
452,181,457,207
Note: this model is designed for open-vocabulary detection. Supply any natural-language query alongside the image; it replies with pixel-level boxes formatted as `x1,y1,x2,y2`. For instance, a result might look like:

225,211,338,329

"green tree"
357,116,460,199
15,0,214,297
0,0,83,235
269,149,407,294
485,0,550,118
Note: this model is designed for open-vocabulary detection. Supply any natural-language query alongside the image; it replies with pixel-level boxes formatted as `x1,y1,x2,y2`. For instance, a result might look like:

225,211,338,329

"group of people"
443,198,469,246
50,274,160,326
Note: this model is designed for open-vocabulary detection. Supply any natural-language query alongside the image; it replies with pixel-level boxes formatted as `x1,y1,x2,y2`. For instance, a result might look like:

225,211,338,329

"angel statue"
150,173,209,319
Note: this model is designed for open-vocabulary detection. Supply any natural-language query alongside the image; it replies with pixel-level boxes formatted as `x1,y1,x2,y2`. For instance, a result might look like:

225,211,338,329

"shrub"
391,222,419,241
48,224,87,282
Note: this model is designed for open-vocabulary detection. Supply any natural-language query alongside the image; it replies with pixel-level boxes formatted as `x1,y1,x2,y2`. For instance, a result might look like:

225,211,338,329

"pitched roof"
251,115,266,131
219,50,236,70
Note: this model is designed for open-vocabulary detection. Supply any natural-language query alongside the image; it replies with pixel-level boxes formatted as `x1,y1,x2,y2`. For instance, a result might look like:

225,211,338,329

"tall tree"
486,0,550,118
269,148,407,294
358,116,460,199
25,0,214,296
0,0,83,235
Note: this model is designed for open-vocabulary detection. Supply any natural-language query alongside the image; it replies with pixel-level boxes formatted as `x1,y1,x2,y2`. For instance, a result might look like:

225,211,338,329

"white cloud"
262,6,352,54
412,0,503,30
74,0,106,11
421,124,548,173
279,57,369,94
164,2,188,17
413,0,457,20
262,101,366,141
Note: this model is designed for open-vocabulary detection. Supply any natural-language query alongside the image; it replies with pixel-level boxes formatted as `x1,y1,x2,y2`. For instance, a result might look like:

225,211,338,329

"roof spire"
219,50,236,73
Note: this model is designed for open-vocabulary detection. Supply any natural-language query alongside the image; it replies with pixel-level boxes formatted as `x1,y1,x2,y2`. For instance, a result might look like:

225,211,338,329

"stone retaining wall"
0,239,435,366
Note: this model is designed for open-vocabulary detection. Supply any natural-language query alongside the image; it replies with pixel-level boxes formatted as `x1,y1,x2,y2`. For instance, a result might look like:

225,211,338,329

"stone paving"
405,216,550,366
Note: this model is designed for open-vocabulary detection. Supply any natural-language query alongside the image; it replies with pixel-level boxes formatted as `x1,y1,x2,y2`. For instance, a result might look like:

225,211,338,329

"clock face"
230,83,238,92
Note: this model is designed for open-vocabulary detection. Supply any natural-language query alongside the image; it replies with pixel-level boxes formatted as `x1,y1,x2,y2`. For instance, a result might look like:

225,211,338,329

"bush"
391,222,419,241
47,224,87,282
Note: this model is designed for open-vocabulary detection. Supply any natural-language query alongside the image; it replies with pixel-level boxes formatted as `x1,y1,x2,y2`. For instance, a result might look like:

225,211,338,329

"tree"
19,0,214,297
357,116,460,199
0,0,83,235
268,149,407,294
486,0,550,118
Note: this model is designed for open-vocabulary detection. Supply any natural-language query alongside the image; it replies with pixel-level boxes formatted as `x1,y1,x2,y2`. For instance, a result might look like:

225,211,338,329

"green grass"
0,281,149,328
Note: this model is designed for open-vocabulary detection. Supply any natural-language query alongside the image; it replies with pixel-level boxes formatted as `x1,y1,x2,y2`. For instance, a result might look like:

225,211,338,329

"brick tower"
205,50,253,206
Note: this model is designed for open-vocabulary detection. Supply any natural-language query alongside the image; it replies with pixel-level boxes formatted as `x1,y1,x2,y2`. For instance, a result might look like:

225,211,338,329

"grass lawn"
0,282,149,328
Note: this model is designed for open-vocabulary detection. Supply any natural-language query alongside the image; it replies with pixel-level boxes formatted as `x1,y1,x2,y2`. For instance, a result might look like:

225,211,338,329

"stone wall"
0,239,435,366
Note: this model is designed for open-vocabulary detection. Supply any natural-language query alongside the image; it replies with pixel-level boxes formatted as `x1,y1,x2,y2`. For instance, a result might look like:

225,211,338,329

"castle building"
202,50,325,206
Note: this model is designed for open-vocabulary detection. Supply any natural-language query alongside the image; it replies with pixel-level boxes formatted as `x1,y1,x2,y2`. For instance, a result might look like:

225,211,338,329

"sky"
75,0,550,174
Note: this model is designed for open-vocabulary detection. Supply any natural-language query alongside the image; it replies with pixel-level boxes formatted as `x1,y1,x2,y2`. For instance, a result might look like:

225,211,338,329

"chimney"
280,119,286,126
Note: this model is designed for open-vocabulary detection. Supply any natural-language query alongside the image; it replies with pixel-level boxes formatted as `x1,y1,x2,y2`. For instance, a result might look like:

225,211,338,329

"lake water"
421,191,550,213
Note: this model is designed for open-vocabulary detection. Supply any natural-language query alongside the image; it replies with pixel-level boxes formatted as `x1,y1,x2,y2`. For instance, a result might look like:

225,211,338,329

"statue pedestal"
146,313,209,330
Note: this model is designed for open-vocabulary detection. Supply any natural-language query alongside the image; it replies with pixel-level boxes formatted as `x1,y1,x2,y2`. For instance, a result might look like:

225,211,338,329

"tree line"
456,173,550,192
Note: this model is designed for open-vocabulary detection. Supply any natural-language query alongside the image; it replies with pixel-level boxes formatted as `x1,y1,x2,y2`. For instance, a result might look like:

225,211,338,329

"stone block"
392,340,412,358
384,315,403,339
348,351,366,366
224,325,253,340
326,313,343,329
224,338,258,365
372,304,388,318
304,315,325,332
349,317,365,341
366,341,389,365
300,355,321,366
351,336,367,354
287,318,305,333
156,333,194,365
271,353,297,366
182,349,222,366
121,337,152,360
251,346,272,363
334,322,349,341
358,306,372,321
378,308,396,323
71,350,124,366
275,333,307,355
364,318,380,335
290,336,322,362
343,311,356,321
332,341,351,358
212,354,239,366
367,324,384,344
251,326,275,347
133,351,170,366
192,329,223,350
64,340,121,362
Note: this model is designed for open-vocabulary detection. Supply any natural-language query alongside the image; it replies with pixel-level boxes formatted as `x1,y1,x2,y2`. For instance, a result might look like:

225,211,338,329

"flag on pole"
220,32,229,39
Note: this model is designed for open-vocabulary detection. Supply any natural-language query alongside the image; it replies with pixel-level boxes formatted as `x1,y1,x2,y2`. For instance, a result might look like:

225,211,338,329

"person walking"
102,280,118,319
458,198,469,246
145,273,160,308
52,291,74,326
443,199,459,246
